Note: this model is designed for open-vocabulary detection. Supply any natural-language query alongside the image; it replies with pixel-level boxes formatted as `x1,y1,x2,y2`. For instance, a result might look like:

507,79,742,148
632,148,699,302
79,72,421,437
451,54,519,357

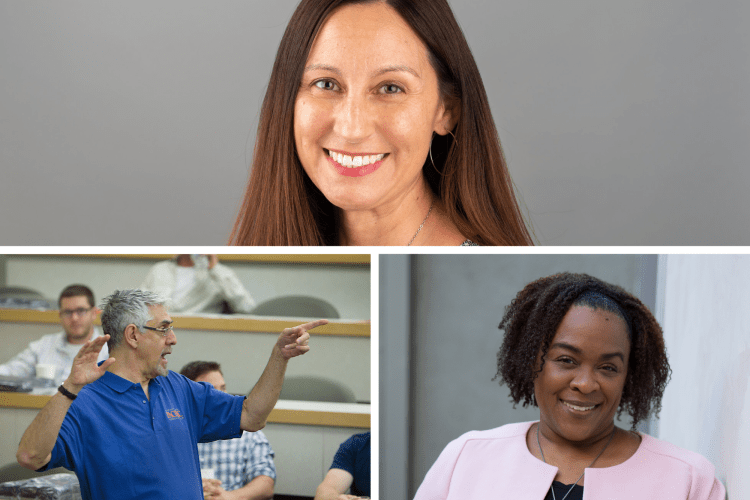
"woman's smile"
560,399,600,413
325,149,389,177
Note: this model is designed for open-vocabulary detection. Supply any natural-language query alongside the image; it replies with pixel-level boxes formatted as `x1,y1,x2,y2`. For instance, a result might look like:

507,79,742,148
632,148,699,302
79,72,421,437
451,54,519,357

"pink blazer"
414,421,725,500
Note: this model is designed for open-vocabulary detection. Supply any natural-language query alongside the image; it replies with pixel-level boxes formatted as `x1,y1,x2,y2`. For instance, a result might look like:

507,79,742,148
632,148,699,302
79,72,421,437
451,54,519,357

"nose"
167,330,177,345
570,367,599,394
333,93,372,143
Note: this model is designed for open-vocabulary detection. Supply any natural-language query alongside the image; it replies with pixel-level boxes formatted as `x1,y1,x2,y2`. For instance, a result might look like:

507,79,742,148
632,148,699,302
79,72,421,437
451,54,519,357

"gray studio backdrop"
380,254,657,499
2,1,748,245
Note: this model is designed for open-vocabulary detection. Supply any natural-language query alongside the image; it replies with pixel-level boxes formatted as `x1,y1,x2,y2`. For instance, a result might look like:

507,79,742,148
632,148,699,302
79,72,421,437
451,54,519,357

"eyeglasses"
60,307,93,318
140,325,175,337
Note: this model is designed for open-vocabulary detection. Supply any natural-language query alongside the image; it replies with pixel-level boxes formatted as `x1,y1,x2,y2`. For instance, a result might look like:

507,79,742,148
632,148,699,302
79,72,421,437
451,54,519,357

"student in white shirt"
140,255,255,314
0,284,108,382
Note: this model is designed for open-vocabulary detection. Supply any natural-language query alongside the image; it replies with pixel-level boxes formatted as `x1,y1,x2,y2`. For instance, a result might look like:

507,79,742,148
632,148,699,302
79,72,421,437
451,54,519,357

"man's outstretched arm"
240,319,328,431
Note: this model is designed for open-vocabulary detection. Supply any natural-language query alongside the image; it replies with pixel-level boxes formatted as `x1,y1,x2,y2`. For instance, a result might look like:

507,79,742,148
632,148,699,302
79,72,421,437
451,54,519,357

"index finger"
298,319,329,331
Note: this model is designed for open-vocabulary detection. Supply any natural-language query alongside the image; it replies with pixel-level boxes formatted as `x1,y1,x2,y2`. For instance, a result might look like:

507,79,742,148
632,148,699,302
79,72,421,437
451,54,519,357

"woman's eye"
380,84,403,94
557,357,575,365
602,365,618,373
314,80,338,91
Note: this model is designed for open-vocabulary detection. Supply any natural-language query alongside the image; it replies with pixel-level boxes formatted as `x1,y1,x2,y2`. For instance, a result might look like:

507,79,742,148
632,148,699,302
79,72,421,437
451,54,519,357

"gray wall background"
380,254,657,499
0,256,6,286
2,1,748,245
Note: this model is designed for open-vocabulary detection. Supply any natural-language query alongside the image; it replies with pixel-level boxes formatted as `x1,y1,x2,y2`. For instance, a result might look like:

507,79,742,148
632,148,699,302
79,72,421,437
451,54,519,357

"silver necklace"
536,425,616,500
407,201,434,246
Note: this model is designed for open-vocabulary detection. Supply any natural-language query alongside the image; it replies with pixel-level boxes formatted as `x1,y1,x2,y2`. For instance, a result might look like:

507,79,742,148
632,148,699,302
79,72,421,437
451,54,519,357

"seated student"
0,284,108,382
140,254,255,314
315,432,370,500
180,361,276,500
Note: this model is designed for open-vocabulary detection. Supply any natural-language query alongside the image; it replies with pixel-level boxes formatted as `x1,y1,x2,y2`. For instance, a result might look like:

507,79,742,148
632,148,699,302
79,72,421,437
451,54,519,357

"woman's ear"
433,97,461,136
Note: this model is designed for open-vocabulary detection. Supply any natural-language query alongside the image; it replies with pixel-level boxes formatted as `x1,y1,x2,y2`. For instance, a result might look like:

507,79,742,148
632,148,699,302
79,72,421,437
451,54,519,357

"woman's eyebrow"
549,342,625,362
373,65,420,78
550,342,581,354
304,63,341,75
600,352,625,362
303,63,420,78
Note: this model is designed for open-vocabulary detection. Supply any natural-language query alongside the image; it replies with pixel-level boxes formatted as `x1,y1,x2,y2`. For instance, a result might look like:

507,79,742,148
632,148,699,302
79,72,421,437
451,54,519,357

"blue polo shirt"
42,369,244,500
330,431,370,497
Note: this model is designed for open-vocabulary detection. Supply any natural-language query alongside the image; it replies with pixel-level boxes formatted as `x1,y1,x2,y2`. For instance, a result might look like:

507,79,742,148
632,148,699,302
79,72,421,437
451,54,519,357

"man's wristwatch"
58,384,78,400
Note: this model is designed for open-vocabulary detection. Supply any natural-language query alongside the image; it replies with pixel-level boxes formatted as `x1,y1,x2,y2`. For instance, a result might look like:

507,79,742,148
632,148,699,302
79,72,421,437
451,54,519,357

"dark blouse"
544,481,584,500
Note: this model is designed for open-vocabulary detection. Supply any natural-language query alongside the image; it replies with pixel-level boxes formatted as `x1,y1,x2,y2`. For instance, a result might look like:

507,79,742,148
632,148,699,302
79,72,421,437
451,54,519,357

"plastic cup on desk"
201,468,216,480
35,364,56,380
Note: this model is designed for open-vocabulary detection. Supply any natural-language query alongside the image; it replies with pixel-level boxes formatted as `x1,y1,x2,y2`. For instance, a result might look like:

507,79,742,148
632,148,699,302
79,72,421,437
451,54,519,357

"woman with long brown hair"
230,0,533,246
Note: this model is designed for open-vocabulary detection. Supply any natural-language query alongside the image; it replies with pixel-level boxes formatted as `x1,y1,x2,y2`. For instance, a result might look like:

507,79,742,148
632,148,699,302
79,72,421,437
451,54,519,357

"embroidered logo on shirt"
166,408,184,420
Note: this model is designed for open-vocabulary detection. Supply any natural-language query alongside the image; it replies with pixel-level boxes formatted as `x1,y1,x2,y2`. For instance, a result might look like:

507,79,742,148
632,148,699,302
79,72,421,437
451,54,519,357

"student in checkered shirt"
181,361,276,500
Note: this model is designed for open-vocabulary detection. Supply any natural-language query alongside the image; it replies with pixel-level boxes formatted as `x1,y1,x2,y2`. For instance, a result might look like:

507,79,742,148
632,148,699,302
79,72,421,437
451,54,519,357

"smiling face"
138,305,176,380
534,305,631,445
294,1,455,213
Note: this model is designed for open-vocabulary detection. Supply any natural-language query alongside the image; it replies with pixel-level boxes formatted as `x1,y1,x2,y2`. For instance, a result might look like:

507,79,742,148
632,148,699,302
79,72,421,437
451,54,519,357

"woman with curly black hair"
415,272,725,500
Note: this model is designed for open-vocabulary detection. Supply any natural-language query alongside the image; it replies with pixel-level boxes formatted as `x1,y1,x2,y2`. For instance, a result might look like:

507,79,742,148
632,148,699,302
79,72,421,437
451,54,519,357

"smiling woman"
230,0,533,246
414,273,725,500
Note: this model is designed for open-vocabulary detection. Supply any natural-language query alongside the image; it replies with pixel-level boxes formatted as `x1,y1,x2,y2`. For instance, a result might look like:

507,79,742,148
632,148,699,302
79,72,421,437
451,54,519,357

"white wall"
1,1,748,245
4,255,370,320
657,255,750,499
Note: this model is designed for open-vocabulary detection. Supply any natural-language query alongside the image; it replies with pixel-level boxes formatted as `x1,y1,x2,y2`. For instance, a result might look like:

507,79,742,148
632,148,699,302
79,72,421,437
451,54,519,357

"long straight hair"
230,0,533,246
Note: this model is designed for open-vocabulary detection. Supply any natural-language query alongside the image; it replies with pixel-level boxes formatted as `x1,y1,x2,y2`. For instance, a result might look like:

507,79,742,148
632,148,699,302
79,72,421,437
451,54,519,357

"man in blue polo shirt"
16,289,328,500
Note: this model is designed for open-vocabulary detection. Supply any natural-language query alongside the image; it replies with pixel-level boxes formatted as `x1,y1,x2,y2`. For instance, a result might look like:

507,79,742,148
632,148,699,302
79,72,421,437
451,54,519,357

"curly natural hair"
494,272,671,430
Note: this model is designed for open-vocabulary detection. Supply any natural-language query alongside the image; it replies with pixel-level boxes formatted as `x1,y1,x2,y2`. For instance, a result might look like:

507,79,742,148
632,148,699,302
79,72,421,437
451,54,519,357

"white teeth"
328,150,385,168
563,401,596,411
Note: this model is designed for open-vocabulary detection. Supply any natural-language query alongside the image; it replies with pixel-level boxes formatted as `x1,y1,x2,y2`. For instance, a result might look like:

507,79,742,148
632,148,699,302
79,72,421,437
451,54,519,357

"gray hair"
100,289,166,351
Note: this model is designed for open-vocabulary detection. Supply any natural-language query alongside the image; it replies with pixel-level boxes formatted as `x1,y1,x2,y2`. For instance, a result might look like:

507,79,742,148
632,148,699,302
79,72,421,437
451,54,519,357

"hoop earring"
429,130,457,175
447,129,458,145
429,136,443,176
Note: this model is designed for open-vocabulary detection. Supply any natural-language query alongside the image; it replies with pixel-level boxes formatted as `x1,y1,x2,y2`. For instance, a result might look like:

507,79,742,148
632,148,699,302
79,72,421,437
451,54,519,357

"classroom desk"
0,394,370,497
0,309,370,336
